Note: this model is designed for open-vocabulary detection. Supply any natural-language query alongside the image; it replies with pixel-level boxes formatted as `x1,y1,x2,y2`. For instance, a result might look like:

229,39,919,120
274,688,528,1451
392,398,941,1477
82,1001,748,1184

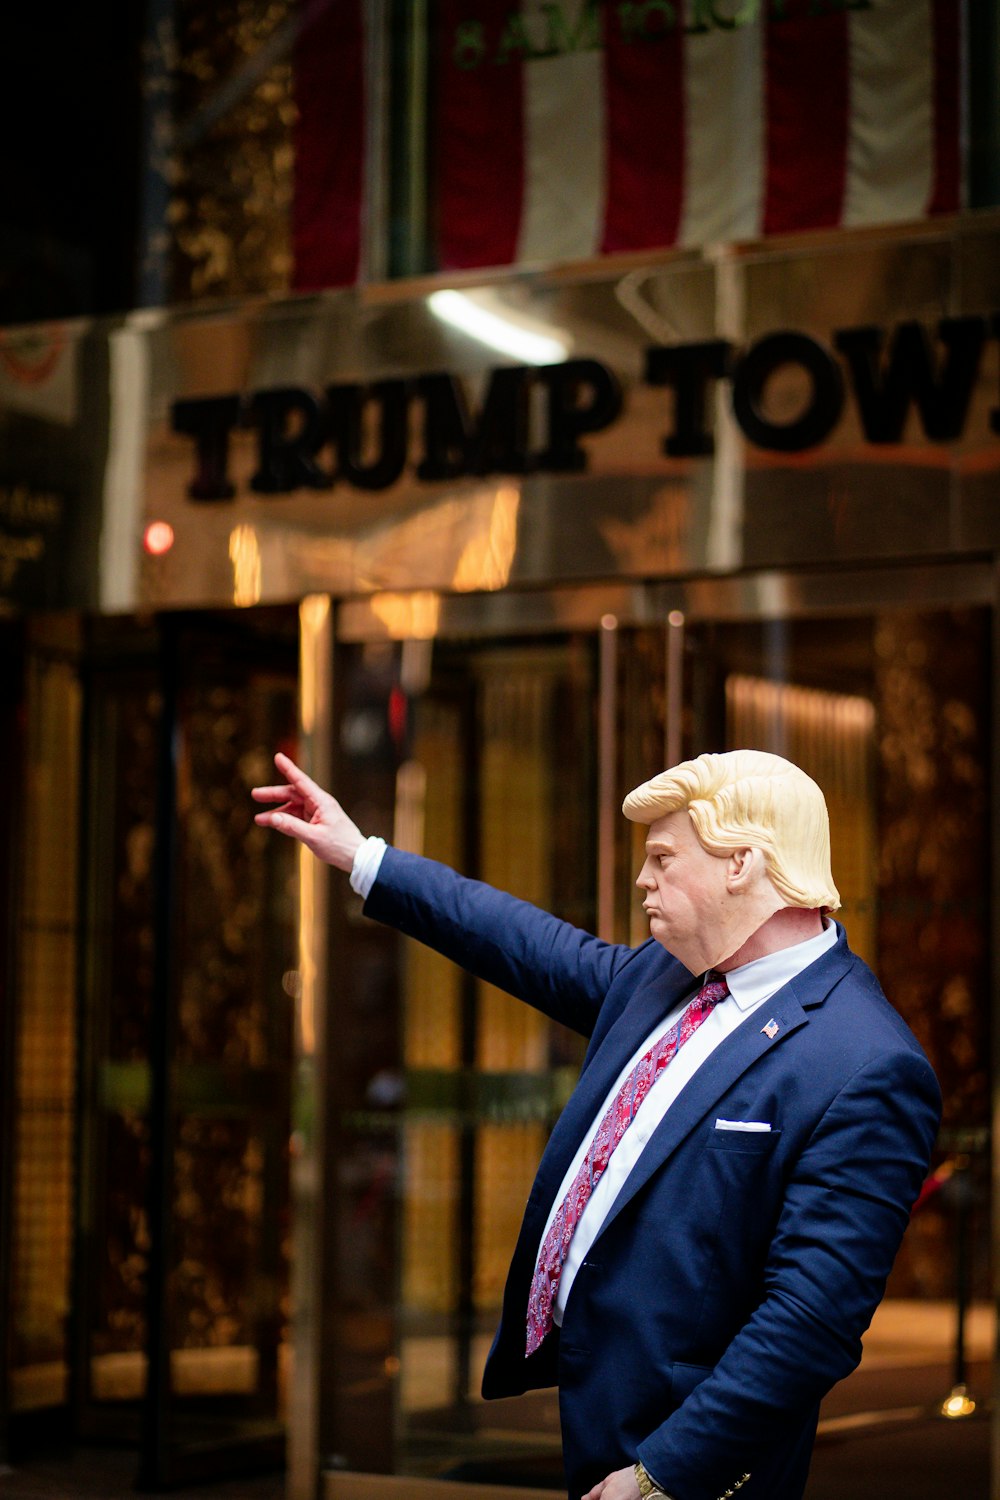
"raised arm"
253,752,636,1037
365,845,637,1037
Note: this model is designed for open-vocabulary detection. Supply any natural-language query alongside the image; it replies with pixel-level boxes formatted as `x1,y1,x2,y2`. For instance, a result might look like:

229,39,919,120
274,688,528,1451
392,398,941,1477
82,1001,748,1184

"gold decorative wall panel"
10,622,81,1409
726,674,877,964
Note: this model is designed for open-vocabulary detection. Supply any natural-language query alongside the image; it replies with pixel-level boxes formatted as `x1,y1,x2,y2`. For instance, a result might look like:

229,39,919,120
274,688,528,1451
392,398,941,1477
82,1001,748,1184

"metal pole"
665,610,685,768
138,617,181,1489
0,622,26,1468
287,596,333,1500
991,561,1000,1494
938,1152,978,1421
598,614,619,942
968,3,1000,211
954,1156,970,1391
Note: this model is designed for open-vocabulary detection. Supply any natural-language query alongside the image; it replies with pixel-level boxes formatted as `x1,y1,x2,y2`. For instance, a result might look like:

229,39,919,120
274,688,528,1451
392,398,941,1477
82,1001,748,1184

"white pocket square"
715,1119,772,1132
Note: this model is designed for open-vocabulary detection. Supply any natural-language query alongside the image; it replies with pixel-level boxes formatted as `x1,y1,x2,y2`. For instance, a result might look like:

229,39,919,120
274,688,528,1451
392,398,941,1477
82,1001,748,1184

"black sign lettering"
327,380,409,491
416,367,534,480
172,395,241,500
537,359,623,472
835,316,987,443
646,340,732,457
731,331,844,452
250,388,333,493
415,373,471,481
169,310,1000,504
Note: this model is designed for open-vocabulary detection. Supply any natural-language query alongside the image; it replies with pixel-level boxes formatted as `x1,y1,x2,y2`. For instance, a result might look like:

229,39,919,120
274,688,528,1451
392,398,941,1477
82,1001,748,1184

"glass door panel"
329,633,595,1489
680,607,990,1315
76,609,298,1486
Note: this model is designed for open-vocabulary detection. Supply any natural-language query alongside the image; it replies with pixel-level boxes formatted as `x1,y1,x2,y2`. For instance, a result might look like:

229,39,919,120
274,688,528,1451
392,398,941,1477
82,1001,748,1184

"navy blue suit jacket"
365,848,941,1500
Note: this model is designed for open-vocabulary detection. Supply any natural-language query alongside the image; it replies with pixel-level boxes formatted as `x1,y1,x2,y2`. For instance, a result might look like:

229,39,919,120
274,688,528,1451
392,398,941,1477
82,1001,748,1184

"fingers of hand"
257,809,317,845
253,805,292,827
274,751,327,804
250,783,296,803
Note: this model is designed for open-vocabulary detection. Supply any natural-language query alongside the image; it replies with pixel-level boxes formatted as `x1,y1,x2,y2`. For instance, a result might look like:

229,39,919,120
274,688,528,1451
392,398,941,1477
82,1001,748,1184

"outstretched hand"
252,752,365,872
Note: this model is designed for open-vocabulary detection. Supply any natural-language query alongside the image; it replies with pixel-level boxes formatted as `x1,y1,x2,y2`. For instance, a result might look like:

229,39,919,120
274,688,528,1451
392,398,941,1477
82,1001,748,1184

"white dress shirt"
351,835,388,897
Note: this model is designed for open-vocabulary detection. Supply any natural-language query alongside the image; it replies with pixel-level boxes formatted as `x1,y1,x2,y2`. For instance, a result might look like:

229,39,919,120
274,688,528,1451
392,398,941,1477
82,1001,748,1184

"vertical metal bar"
361,0,391,283
70,631,97,1438
992,565,1000,1500
0,620,25,1466
597,614,619,942
968,2,1000,211
288,596,333,1500
454,677,480,1420
138,618,181,1489
387,0,429,278
404,0,429,275
665,610,685,769
952,1157,971,1391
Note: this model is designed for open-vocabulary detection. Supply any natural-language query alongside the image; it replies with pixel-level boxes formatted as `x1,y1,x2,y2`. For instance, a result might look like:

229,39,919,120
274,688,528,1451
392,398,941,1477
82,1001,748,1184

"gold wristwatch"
634,1459,750,1500
634,1462,667,1499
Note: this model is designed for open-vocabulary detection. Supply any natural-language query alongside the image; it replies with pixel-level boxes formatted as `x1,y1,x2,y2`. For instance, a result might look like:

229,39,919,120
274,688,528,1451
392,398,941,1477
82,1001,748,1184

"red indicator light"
143,521,175,556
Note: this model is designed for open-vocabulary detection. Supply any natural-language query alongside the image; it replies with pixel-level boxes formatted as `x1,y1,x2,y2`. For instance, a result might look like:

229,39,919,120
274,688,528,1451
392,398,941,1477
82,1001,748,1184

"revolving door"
3,607,299,1487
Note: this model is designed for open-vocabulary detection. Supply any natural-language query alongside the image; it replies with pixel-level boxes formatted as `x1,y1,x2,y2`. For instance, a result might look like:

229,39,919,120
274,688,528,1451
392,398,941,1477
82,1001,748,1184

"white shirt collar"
720,919,839,1012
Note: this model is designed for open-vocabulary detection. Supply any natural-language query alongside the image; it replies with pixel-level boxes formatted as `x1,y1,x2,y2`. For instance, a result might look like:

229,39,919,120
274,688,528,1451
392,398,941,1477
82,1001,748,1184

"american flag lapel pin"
761,1018,780,1040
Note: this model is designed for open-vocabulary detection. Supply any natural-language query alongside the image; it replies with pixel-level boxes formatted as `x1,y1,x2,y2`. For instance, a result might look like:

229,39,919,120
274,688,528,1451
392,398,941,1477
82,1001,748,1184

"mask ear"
726,846,758,890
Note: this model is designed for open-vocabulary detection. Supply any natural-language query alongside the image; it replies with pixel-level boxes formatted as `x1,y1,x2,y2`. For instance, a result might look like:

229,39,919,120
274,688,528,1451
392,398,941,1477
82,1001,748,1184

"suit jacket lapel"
594,929,855,1235
529,960,695,1214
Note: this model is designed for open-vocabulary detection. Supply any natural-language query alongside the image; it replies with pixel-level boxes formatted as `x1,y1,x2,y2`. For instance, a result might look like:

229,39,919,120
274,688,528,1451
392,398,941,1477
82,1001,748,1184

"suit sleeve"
636,1046,942,1500
363,846,636,1038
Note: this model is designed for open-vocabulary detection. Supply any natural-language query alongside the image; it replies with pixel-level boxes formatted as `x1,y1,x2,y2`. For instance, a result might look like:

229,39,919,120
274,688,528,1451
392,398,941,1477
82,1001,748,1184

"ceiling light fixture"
428,290,568,365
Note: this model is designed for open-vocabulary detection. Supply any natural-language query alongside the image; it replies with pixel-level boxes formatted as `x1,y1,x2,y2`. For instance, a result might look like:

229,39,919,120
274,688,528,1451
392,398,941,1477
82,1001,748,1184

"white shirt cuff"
350,836,387,899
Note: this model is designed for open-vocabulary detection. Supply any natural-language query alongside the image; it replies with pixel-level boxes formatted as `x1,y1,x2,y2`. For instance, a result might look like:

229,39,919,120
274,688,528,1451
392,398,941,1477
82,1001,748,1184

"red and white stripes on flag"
433,0,965,272
293,0,367,290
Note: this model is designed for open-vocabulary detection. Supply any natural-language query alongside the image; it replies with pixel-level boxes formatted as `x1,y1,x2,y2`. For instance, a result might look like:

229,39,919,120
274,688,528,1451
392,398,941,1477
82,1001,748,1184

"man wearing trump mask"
253,747,939,1500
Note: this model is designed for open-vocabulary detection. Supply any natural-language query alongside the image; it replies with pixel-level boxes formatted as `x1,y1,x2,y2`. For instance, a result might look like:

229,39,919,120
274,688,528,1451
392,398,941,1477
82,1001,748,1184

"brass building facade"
2,3,1000,1496
0,212,997,1497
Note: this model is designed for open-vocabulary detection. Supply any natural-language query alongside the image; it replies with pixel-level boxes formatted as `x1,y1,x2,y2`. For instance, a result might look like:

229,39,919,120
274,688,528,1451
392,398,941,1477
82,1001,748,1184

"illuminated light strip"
428,290,568,365
229,524,262,607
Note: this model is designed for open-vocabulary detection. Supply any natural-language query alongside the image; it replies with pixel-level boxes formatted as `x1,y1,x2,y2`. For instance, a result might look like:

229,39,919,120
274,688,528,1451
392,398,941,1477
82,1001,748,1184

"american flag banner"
432,0,964,272
293,0,368,290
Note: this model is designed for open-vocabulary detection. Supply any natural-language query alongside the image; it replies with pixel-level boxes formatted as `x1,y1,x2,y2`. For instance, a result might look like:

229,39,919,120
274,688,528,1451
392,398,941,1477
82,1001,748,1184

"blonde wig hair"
623,749,841,913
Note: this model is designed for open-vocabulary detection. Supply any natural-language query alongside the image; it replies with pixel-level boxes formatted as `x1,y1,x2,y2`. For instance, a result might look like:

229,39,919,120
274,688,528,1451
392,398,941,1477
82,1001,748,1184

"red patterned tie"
525,971,730,1356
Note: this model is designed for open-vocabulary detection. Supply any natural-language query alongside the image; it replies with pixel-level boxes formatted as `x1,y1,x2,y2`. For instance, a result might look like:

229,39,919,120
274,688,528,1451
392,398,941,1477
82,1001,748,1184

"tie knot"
699,970,730,1007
